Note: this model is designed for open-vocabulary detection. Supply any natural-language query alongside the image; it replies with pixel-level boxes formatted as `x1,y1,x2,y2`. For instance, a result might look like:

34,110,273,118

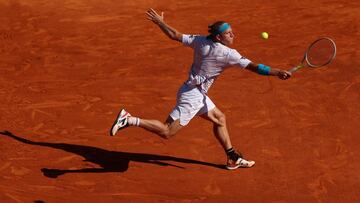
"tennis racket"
289,37,337,73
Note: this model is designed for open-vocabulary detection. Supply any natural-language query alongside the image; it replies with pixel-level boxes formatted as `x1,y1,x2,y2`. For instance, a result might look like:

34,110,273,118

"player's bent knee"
159,127,176,139
159,119,182,139
217,112,226,126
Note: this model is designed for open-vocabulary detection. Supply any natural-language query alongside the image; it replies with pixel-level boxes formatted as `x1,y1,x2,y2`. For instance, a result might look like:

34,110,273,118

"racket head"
305,37,337,68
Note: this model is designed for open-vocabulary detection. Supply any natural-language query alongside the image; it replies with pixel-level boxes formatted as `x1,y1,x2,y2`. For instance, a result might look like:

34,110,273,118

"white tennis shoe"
226,156,255,170
110,109,131,136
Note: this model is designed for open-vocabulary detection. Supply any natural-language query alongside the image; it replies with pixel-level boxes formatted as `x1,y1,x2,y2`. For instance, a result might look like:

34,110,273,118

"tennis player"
110,8,291,170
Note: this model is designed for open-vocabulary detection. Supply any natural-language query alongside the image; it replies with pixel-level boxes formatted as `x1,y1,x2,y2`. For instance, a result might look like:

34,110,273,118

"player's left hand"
146,8,164,25
278,70,291,80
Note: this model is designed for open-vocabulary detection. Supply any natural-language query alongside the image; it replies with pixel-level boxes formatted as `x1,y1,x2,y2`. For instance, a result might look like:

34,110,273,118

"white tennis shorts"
169,84,216,126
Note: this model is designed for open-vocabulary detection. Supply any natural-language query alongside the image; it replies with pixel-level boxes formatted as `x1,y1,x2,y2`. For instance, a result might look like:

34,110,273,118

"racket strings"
306,38,336,67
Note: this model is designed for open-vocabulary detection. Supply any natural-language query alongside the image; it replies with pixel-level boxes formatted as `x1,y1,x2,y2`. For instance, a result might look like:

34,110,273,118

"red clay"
1,0,359,202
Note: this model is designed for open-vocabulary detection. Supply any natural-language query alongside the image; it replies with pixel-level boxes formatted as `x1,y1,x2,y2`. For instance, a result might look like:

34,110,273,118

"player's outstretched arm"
146,8,183,42
246,62,291,80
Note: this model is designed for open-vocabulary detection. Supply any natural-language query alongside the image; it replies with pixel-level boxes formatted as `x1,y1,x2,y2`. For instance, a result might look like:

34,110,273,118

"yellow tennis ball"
261,32,269,39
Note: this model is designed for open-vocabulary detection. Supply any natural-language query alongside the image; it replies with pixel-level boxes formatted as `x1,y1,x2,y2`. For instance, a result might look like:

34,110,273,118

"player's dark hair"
207,21,226,41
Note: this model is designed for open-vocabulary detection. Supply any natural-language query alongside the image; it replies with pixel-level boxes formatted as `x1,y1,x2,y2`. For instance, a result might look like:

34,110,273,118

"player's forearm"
156,21,182,41
249,63,273,76
246,63,291,79
247,63,275,76
269,68,281,76
246,63,270,75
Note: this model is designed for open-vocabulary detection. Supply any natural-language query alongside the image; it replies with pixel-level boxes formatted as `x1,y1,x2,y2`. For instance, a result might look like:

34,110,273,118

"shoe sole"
226,165,241,170
109,110,123,136
226,161,255,170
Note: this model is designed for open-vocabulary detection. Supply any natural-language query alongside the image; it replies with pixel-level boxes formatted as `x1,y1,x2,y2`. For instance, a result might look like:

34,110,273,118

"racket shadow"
0,131,224,178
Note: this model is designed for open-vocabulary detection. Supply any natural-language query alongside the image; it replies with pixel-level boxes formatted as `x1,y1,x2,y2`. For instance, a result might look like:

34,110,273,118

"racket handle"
288,65,302,73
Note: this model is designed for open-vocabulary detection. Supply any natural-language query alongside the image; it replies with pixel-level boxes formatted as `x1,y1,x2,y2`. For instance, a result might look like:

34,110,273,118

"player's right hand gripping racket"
289,37,337,73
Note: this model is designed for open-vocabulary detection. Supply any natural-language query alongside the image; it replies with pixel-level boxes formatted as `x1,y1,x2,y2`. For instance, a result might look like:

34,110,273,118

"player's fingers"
146,11,154,18
146,11,156,18
146,11,153,18
285,73,291,79
146,14,155,21
145,12,152,18
146,16,154,21
280,73,288,80
148,11,161,20
146,13,159,22
149,8,158,16
280,71,291,79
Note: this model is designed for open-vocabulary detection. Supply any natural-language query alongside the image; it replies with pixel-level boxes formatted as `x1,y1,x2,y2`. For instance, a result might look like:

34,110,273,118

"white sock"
128,117,140,126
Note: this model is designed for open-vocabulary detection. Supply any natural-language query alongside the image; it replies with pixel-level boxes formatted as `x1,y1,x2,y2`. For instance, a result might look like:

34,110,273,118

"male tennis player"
110,8,291,170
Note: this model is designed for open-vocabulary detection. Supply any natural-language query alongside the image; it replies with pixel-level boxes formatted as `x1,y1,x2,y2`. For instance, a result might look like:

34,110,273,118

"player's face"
219,28,234,46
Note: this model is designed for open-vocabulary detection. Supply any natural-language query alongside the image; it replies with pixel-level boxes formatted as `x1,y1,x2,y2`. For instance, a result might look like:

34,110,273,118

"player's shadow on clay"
0,131,224,178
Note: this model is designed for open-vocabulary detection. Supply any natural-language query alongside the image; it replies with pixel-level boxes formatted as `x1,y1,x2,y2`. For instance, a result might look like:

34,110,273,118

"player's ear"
215,34,222,42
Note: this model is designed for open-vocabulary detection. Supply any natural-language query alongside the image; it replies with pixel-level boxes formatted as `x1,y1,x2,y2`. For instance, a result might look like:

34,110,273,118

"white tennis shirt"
182,34,251,94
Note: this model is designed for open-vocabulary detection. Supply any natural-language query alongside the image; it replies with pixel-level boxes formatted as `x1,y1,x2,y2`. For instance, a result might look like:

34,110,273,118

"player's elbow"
170,32,182,42
246,62,258,73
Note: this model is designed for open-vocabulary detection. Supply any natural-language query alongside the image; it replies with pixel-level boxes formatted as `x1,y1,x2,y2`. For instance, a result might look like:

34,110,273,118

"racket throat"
289,65,303,73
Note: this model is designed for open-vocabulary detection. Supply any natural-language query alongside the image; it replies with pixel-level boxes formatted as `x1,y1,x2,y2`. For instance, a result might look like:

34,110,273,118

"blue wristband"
258,64,271,75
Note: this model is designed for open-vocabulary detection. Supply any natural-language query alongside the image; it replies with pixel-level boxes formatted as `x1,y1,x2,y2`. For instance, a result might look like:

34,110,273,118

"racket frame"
289,37,336,73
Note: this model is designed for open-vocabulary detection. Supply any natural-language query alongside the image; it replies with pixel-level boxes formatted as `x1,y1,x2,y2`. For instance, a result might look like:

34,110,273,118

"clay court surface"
1,0,359,202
